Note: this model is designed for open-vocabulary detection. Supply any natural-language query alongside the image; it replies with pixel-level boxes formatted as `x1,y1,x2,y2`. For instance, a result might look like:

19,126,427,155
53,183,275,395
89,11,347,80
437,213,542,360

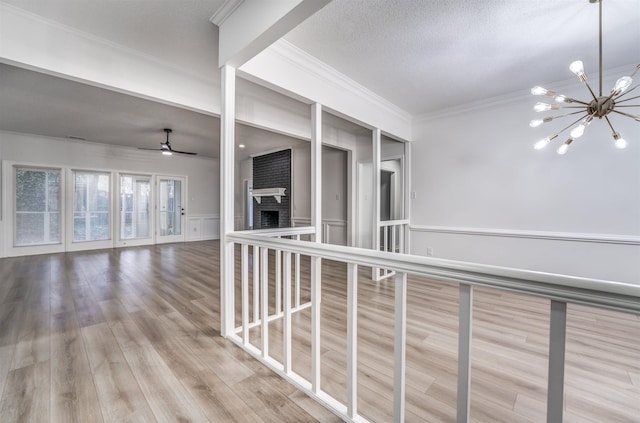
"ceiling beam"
214,0,331,68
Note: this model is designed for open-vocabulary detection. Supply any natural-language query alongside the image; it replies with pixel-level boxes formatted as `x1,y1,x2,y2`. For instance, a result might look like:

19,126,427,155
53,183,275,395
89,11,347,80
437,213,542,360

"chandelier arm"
615,105,640,108
555,110,591,119
614,84,640,100
604,115,616,134
583,80,599,102
610,109,640,120
615,94,640,104
556,113,590,136
563,98,591,106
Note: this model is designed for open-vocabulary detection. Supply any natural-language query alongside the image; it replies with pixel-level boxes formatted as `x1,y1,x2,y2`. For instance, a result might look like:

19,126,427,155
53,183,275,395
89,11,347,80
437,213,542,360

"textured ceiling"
284,0,640,115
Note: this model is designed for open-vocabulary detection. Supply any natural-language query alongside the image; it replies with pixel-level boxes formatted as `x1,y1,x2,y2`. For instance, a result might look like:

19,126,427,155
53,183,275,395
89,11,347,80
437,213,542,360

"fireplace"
253,149,291,229
260,210,280,229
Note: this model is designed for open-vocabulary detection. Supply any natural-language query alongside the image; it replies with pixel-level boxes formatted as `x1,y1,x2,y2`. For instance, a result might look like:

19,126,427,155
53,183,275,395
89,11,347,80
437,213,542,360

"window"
14,167,61,246
120,175,151,239
73,171,110,242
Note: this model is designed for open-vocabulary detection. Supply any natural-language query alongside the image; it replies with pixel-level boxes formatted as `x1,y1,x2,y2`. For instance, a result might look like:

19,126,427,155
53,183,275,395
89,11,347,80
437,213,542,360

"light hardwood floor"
0,240,638,422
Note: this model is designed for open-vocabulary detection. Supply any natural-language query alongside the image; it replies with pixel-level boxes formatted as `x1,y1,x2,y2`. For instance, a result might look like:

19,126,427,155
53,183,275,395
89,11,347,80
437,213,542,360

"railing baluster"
547,300,567,423
295,235,301,308
261,246,269,358
457,284,473,423
276,249,282,314
393,271,407,423
347,262,358,419
311,255,322,394
241,244,249,345
392,225,397,253
253,244,259,323
283,251,292,374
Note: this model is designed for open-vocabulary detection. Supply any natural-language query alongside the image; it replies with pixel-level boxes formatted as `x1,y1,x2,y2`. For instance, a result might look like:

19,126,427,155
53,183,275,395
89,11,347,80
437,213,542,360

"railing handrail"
236,226,316,238
379,219,410,227
227,231,640,314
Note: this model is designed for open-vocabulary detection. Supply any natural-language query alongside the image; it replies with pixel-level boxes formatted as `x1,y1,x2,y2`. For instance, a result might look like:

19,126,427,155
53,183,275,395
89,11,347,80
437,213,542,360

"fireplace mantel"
252,187,286,204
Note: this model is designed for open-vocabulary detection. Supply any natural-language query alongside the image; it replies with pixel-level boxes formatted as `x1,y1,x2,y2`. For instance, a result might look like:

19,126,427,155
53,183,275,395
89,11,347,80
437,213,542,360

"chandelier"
530,0,639,155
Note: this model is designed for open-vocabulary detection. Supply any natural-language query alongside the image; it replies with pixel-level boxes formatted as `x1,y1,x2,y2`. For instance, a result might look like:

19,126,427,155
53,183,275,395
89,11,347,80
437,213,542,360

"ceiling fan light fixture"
530,0,639,154
138,128,197,155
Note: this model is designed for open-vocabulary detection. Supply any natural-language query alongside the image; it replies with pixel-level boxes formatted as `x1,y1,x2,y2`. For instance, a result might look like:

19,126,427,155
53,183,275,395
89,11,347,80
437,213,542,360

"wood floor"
0,240,638,422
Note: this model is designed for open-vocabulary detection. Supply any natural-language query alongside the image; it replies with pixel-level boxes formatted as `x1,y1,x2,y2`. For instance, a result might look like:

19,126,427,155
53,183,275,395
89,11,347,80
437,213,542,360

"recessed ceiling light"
238,144,246,149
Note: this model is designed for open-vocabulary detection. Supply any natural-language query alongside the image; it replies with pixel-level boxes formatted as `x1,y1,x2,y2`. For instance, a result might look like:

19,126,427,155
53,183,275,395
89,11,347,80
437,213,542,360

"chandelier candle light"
530,0,639,155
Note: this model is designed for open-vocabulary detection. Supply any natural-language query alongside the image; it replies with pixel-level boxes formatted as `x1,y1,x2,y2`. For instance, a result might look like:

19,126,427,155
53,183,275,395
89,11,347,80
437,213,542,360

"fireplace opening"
260,210,280,229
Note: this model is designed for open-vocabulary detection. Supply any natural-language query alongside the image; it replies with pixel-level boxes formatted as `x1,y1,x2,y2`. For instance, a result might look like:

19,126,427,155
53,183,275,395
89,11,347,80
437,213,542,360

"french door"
156,176,185,244
117,174,153,247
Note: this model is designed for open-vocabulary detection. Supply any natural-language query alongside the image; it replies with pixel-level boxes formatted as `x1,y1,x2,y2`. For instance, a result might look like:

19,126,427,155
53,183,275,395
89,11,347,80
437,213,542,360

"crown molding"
263,39,412,129
209,0,245,26
413,63,638,125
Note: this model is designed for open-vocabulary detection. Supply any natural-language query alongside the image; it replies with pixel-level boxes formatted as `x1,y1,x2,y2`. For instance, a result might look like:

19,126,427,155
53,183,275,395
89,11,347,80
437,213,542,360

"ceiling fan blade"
138,147,163,151
171,150,197,155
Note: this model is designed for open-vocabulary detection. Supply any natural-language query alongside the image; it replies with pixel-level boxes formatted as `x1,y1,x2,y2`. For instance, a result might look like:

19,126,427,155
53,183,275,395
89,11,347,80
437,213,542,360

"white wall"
410,70,640,284
0,130,219,256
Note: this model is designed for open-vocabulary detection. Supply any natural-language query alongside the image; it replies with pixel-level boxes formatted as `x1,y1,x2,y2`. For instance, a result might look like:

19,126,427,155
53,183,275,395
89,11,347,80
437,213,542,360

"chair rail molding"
409,225,640,246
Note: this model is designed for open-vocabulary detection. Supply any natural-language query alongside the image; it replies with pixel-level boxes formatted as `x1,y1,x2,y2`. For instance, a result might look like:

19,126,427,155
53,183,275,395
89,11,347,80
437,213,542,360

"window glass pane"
159,179,181,236
16,169,46,212
74,171,110,242
15,167,61,246
16,213,45,245
120,175,150,240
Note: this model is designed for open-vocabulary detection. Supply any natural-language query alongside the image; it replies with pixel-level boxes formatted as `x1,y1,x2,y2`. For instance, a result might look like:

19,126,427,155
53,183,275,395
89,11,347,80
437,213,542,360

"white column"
310,103,322,394
220,65,236,338
311,103,322,242
372,128,381,280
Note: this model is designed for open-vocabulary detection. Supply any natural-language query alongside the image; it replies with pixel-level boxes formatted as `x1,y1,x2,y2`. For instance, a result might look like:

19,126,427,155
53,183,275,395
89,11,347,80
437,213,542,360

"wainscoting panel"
188,215,220,241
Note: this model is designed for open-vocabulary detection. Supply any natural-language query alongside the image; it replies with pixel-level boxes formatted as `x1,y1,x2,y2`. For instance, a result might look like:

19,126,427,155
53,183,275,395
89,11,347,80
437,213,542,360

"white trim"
209,0,245,26
409,224,640,246
256,40,412,132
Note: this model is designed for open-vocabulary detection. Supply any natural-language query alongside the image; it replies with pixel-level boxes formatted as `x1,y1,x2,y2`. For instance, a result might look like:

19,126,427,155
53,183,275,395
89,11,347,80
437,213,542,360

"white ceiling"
0,0,638,154
284,0,640,115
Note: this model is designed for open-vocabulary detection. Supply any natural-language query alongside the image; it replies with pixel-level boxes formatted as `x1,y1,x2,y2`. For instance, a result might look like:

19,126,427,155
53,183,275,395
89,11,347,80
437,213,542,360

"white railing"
225,230,640,423
375,219,409,281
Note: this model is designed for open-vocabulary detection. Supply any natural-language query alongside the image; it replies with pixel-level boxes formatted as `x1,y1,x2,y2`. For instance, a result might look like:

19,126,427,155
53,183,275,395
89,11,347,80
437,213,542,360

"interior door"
156,176,185,244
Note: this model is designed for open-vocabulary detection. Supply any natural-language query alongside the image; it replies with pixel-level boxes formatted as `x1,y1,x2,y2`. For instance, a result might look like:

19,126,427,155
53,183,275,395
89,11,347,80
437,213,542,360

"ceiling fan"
139,128,197,156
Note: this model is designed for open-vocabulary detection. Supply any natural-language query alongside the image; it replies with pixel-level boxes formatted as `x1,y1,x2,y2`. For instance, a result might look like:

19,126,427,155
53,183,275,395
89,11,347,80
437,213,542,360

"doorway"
156,176,185,243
